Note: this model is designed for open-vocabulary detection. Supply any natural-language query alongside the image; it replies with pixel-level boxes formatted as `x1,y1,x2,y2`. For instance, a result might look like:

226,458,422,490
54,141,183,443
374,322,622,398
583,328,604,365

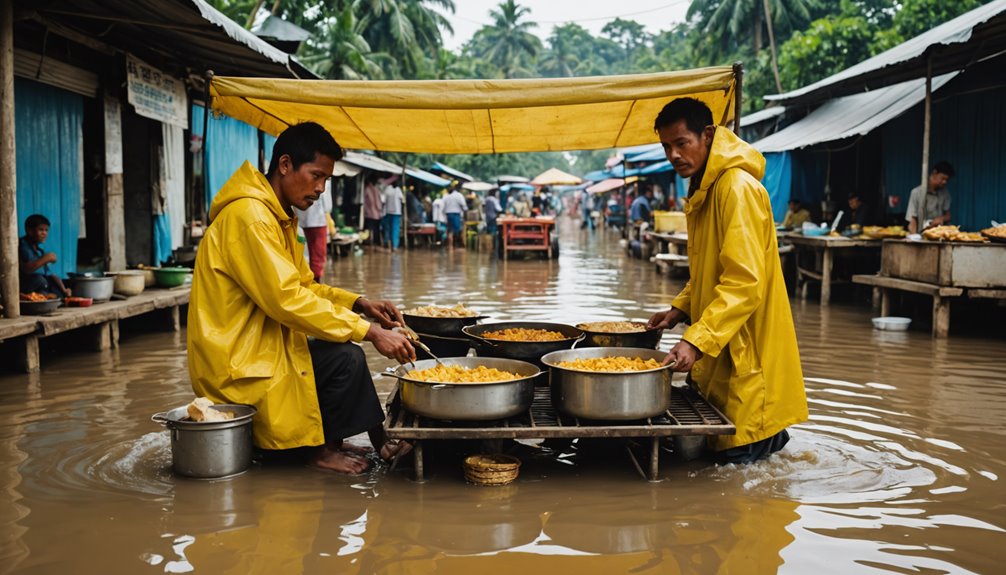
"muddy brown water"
1,217,1004,574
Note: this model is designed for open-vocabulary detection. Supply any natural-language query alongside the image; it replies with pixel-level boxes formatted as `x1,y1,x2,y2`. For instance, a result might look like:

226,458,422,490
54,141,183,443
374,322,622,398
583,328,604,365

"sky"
442,0,692,51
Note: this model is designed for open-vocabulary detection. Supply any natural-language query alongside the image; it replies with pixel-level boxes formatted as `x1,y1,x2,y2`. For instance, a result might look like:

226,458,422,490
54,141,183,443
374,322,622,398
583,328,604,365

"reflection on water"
1,216,1004,574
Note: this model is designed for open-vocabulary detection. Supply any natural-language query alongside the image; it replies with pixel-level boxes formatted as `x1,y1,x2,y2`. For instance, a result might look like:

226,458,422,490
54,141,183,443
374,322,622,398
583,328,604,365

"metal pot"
413,332,471,360
382,357,540,420
105,270,146,296
542,347,673,420
151,404,257,479
402,312,488,337
70,276,115,302
576,322,663,349
462,321,585,363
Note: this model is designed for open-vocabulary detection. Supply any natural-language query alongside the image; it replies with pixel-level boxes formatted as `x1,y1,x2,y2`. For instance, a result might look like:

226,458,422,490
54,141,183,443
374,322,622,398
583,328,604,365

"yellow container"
653,211,686,232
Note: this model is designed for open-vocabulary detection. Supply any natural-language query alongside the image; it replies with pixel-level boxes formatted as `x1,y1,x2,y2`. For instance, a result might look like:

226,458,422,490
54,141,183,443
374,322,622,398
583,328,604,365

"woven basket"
463,454,521,486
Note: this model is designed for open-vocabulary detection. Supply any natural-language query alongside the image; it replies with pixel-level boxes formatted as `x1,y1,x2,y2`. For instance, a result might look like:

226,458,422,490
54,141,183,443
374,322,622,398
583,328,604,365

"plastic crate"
653,211,686,233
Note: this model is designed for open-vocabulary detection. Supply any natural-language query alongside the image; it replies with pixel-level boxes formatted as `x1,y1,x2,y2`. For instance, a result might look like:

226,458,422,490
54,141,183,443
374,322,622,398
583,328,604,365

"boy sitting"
19,214,71,297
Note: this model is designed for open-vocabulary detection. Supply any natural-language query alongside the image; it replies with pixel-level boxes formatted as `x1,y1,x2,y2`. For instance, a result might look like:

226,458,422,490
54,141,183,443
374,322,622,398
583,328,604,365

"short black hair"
25,214,50,229
653,97,713,135
267,122,342,177
931,161,955,177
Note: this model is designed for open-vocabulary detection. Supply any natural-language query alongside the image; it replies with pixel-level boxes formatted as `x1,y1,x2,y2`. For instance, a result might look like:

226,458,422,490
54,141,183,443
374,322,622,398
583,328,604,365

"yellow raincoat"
672,128,808,450
187,161,371,450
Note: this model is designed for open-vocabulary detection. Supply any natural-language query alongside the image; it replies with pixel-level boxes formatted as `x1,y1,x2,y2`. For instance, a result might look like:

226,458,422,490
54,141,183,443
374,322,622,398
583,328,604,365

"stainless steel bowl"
576,322,663,348
383,357,540,420
541,347,672,420
152,404,257,479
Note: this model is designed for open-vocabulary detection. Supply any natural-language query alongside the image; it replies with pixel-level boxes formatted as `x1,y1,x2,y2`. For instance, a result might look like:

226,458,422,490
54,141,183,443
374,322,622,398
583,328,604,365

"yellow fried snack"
982,224,1006,238
923,225,988,242
407,365,521,383
482,328,566,341
577,321,647,333
405,303,479,318
861,225,907,239
556,356,662,372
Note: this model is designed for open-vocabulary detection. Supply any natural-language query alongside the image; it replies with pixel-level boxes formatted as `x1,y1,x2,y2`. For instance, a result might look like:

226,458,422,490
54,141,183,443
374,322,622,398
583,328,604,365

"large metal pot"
382,357,540,420
70,276,115,302
542,347,673,420
576,321,663,349
152,404,257,479
105,270,146,296
402,312,488,337
413,332,471,360
462,321,585,363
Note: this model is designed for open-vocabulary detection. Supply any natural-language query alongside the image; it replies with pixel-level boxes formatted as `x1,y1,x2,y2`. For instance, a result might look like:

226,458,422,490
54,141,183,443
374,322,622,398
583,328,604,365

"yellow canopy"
531,167,582,186
209,67,738,154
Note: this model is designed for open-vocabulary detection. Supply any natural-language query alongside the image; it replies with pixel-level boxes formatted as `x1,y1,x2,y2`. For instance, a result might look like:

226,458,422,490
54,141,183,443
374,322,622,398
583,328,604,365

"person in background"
292,179,334,282
381,177,404,251
362,175,383,247
484,189,503,238
906,161,954,233
18,214,71,297
844,194,870,230
443,182,468,249
187,122,414,475
630,186,654,223
580,188,595,230
405,185,424,224
431,190,447,243
782,199,811,229
647,97,807,464
509,192,532,218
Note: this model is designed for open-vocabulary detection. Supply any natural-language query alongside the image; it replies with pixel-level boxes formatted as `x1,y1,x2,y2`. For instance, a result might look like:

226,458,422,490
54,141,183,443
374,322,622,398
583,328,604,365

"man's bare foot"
340,443,374,456
310,447,370,474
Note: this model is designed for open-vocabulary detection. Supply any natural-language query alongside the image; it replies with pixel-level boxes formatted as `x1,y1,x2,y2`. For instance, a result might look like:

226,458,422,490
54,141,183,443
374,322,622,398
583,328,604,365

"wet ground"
1,216,1004,574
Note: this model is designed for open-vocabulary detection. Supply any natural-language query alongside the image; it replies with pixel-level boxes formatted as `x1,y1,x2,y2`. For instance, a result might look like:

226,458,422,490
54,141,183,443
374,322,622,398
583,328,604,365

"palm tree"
539,24,581,77
299,3,386,79
356,0,456,78
474,0,541,78
686,0,817,58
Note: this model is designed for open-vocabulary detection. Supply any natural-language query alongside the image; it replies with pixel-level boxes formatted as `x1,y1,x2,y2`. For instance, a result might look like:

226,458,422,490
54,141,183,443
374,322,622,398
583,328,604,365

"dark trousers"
717,429,791,464
309,339,384,444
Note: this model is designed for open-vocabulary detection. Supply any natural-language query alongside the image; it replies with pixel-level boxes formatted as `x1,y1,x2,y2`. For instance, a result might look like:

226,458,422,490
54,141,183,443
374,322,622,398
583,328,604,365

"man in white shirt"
431,191,447,244
906,161,954,233
293,179,334,281
442,183,468,249
381,179,404,251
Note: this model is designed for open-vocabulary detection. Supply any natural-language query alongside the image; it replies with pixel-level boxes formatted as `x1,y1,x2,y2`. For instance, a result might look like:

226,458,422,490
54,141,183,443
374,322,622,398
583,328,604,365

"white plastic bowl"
872,317,911,331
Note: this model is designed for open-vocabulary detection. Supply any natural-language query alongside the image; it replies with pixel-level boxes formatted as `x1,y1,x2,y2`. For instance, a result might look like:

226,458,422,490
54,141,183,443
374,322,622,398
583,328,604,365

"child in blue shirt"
18,214,71,297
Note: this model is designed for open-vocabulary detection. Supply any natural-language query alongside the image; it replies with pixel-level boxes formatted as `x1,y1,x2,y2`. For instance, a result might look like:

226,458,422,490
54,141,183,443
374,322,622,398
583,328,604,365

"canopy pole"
201,70,213,224
919,56,932,203
732,62,744,133
0,0,19,318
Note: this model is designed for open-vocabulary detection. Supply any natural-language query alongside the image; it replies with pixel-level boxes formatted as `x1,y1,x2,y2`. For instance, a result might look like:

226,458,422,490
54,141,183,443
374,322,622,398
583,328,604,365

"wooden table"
498,217,556,259
647,231,689,275
783,234,882,305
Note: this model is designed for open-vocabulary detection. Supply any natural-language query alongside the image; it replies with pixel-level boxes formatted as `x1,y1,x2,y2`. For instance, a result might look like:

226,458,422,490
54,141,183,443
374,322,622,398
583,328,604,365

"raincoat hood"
209,162,290,224
685,127,766,215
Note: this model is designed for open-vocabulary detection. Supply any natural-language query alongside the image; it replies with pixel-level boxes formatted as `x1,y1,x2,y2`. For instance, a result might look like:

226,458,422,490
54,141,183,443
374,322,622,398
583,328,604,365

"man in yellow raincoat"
647,98,808,464
188,122,415,474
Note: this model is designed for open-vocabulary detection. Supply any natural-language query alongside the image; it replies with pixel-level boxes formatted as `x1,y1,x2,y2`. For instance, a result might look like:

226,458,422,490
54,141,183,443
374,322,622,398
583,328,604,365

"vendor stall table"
384,384,734,482
784,234,882,305
498,217,556,259
853,239,1006,337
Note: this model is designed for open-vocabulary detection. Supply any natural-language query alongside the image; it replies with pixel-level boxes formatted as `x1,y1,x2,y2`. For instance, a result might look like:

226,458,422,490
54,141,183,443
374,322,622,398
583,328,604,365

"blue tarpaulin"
14,78,83,279
625,146,665,163
762,152,792,222
153,215,172,265
193,104,260,212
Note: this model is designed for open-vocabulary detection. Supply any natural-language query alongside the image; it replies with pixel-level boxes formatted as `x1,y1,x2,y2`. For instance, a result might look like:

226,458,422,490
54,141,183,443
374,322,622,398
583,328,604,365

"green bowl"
153,267,191,288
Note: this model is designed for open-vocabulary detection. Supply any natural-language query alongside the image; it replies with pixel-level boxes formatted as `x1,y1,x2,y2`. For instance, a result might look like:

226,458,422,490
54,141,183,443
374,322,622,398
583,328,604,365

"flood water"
1,216,1004,574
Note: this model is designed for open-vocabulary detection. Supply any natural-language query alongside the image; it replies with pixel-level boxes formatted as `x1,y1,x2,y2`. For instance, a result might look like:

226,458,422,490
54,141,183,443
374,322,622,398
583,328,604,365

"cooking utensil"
542,347,675,420
830,210,844,234
576,322,663,349
401,312,488,337
411,332,472,360
151,404,257,479
381,357,539,420
70,276,115,302
105,270,146,296
19,299,62,315
153,267,192,288
462,321,585,363
395,326,444,366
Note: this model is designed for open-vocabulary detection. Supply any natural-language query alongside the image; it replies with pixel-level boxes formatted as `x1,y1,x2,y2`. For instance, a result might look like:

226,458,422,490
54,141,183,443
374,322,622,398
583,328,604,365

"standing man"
443,182,468,249
906,161,954,233
381,177,404,251
292,179,333,282
362,175,383,247
484,189,503,238
647,98,807,464
188,122,415,474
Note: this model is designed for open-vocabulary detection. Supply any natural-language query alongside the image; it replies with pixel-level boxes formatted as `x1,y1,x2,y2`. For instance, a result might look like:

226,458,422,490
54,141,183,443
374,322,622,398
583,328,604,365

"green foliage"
891,0,986,40
777,15,877,90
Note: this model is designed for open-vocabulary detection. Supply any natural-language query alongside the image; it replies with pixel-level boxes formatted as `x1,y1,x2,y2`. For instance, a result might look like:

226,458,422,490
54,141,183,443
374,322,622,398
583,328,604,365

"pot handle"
464,329,497,347
380,367,405,380
151,411,171,426
571,333,586,349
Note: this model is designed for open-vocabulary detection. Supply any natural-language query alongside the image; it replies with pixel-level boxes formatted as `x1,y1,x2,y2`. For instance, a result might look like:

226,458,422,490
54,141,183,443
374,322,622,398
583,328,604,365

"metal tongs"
394,325,444,367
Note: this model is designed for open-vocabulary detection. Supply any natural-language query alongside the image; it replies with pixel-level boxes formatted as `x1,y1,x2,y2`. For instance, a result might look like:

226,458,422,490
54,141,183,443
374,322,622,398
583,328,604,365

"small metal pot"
106,271,146,296
152,404,257,479
70,276,115,302
402,313,488,337
382,357,540,420
576,322,663,349
542,347,673,420
462,321,585,363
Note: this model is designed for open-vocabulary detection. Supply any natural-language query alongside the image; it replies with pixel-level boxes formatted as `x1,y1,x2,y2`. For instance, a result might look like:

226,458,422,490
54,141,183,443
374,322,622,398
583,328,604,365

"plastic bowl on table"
64,296,93,308
153,267,192,288
802,226,829,237
872,317,911,331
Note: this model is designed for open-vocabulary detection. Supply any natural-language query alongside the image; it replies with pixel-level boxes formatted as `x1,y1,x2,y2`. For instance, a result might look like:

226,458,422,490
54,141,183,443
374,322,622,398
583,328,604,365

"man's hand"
647,307,686,331
353,298,405,329
663,339,703,372
365,324,416,364
43,252,57,264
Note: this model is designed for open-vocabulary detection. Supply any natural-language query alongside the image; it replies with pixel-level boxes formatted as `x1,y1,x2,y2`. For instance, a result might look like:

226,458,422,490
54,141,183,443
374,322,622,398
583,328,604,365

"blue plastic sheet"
192,104,260,212
761,152,792,222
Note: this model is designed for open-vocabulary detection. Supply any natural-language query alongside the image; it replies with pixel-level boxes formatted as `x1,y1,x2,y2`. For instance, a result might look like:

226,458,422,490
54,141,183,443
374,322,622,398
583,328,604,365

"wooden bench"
0,287,189,373
852,274,963,337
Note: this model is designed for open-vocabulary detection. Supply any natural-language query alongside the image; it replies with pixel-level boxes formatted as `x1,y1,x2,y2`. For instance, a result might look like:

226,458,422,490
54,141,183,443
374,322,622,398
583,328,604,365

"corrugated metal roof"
431,161,474,182
342,152,451,187
753,74,956,153
766,0,1006,106
33,0,314,79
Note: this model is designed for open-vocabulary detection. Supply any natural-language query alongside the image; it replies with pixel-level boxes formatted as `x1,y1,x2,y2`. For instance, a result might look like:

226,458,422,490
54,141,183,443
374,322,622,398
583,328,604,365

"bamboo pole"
0,0,19,318
920,56,933,201
732,62,744,134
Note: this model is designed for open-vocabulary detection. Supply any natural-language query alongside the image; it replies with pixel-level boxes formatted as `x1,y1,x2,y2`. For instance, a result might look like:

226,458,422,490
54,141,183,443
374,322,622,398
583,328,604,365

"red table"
498,217,556,259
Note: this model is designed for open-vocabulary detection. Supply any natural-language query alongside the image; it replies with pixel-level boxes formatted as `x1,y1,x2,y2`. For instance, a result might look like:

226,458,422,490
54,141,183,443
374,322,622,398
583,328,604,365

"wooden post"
933,295,950,338
732,62,744,133
18,335,40,373
103,96,126,271
920,57,932,202
0,0,19,318
821,247,833,305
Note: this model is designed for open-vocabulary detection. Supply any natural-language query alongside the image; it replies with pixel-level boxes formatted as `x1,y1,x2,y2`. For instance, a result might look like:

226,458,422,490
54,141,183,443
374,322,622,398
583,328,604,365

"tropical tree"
538,24,581,77
600,18,651,67
777,14,876,89
471,0,542,78
298,3,387,79
355,0,456,78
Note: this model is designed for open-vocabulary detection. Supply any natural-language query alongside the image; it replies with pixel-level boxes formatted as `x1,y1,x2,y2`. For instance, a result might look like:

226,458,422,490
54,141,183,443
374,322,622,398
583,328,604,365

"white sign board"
126,54,188,128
